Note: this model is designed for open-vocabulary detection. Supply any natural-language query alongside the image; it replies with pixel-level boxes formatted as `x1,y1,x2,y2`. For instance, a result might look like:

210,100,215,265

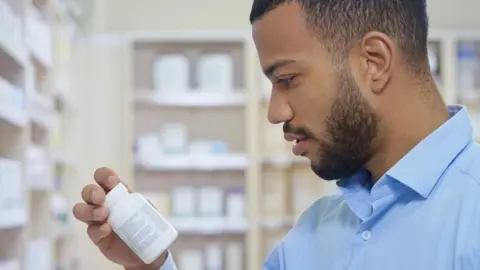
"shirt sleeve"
263,243,285,270
158,251,177,270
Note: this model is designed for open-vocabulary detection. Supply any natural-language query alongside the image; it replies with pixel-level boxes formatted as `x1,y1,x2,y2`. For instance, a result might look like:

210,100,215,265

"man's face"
252,3,380,180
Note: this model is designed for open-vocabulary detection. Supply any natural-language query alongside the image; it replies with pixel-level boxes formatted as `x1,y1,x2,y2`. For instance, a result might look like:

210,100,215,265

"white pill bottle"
105,183,178,264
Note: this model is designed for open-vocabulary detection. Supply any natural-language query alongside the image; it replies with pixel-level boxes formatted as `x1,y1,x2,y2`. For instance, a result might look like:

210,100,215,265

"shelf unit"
0,0,78,269
130,31,256,270
80,28,480,269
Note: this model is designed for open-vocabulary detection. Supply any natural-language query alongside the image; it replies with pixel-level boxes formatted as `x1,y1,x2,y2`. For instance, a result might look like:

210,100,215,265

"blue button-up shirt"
161,105,480,270
263,105,480,270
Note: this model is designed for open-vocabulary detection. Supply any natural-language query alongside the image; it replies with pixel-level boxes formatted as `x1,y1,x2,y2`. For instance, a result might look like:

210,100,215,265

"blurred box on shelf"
197,53,233,92
457,40,480,103
0,0,26,65
0,259,20,270
0,158,24,210
171,186,196,217
0,158,27,229
225,242,243,270
26,7,53,68
135,127,232,163
153,54,190,92
134,133,163,164
178,249,203,270
30,92,55,129
24,237,52,270
198,186,223,217
160,123,188,154
225,188,245,220
26,145,53,190
205,243,223,270
0,78,27,127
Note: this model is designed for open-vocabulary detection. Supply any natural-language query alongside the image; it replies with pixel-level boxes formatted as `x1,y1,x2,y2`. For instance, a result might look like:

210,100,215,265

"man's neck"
366,90,450,182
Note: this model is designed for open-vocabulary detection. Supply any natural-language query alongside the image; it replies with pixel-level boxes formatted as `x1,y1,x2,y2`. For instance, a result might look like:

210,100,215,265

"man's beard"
311,70,380,180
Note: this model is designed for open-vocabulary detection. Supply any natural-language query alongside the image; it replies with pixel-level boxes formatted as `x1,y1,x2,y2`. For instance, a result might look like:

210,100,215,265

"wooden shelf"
135,154,248,171
168,217,248,235
134,89,247,107
0,208,28,230
0,0,78,268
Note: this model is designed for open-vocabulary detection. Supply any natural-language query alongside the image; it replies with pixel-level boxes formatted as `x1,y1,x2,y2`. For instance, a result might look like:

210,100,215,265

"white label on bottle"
116,203,169,254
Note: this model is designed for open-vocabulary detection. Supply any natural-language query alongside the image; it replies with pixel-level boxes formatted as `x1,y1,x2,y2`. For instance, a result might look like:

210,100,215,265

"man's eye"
276,77,295,88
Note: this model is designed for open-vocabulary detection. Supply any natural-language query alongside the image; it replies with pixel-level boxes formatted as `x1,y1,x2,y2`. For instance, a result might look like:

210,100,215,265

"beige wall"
69,40,132,270
88,0,480,32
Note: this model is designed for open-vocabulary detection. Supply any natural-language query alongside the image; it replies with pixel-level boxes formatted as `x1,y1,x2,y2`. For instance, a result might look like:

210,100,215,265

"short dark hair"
250,0,429,71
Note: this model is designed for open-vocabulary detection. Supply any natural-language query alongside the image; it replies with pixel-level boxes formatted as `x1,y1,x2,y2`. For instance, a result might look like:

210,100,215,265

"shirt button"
361,230,371,241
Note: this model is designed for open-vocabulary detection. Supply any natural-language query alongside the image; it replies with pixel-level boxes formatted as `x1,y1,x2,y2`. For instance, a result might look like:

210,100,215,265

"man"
73,0,480,269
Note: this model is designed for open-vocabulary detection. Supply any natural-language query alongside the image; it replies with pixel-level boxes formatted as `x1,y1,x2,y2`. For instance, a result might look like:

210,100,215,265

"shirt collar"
386,105,473,198
338,105,473,199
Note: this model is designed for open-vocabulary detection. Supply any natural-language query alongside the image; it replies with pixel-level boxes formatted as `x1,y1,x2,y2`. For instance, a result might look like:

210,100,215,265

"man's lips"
284,133,306,142
284,133,309,156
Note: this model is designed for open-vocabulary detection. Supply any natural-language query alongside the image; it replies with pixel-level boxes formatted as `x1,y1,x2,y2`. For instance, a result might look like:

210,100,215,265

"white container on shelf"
178,249,203,270
189,140,229,155
135,133,163,165
197,54,233,92
26,145,52,189
225,188,245,220
24,238,52,270
0,259,20,270
153,54,190,92
205,243,223,270
0,159,23,210
26,7,53,67
458,41,480,101
171,186,196,217
225,242,243,270
160,123,188,154
198,186,223,217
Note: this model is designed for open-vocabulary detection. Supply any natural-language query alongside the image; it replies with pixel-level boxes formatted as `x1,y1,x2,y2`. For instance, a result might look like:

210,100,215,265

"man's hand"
72,167,168,269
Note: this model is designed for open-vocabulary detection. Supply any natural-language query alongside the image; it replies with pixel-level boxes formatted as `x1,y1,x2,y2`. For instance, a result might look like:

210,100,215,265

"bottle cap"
105,182,129,209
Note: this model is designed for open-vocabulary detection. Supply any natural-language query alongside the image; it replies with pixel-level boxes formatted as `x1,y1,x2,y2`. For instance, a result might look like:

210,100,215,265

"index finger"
93,167,132,192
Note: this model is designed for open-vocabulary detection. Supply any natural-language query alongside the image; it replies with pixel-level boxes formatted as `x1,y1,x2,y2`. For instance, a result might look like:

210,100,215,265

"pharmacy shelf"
134,89,247,107
126,31,255,269
0,105,28,128
135,154,248,171
168,217,248,235
0,0,79,268
0,28,27,67
0,208,28,230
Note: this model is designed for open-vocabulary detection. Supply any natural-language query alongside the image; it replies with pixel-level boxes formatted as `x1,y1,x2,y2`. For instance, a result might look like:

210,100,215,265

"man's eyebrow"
263,59,296,78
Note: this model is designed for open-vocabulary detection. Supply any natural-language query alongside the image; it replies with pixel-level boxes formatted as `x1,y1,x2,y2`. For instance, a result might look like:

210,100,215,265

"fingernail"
91,190,97,203
108,176,114,185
